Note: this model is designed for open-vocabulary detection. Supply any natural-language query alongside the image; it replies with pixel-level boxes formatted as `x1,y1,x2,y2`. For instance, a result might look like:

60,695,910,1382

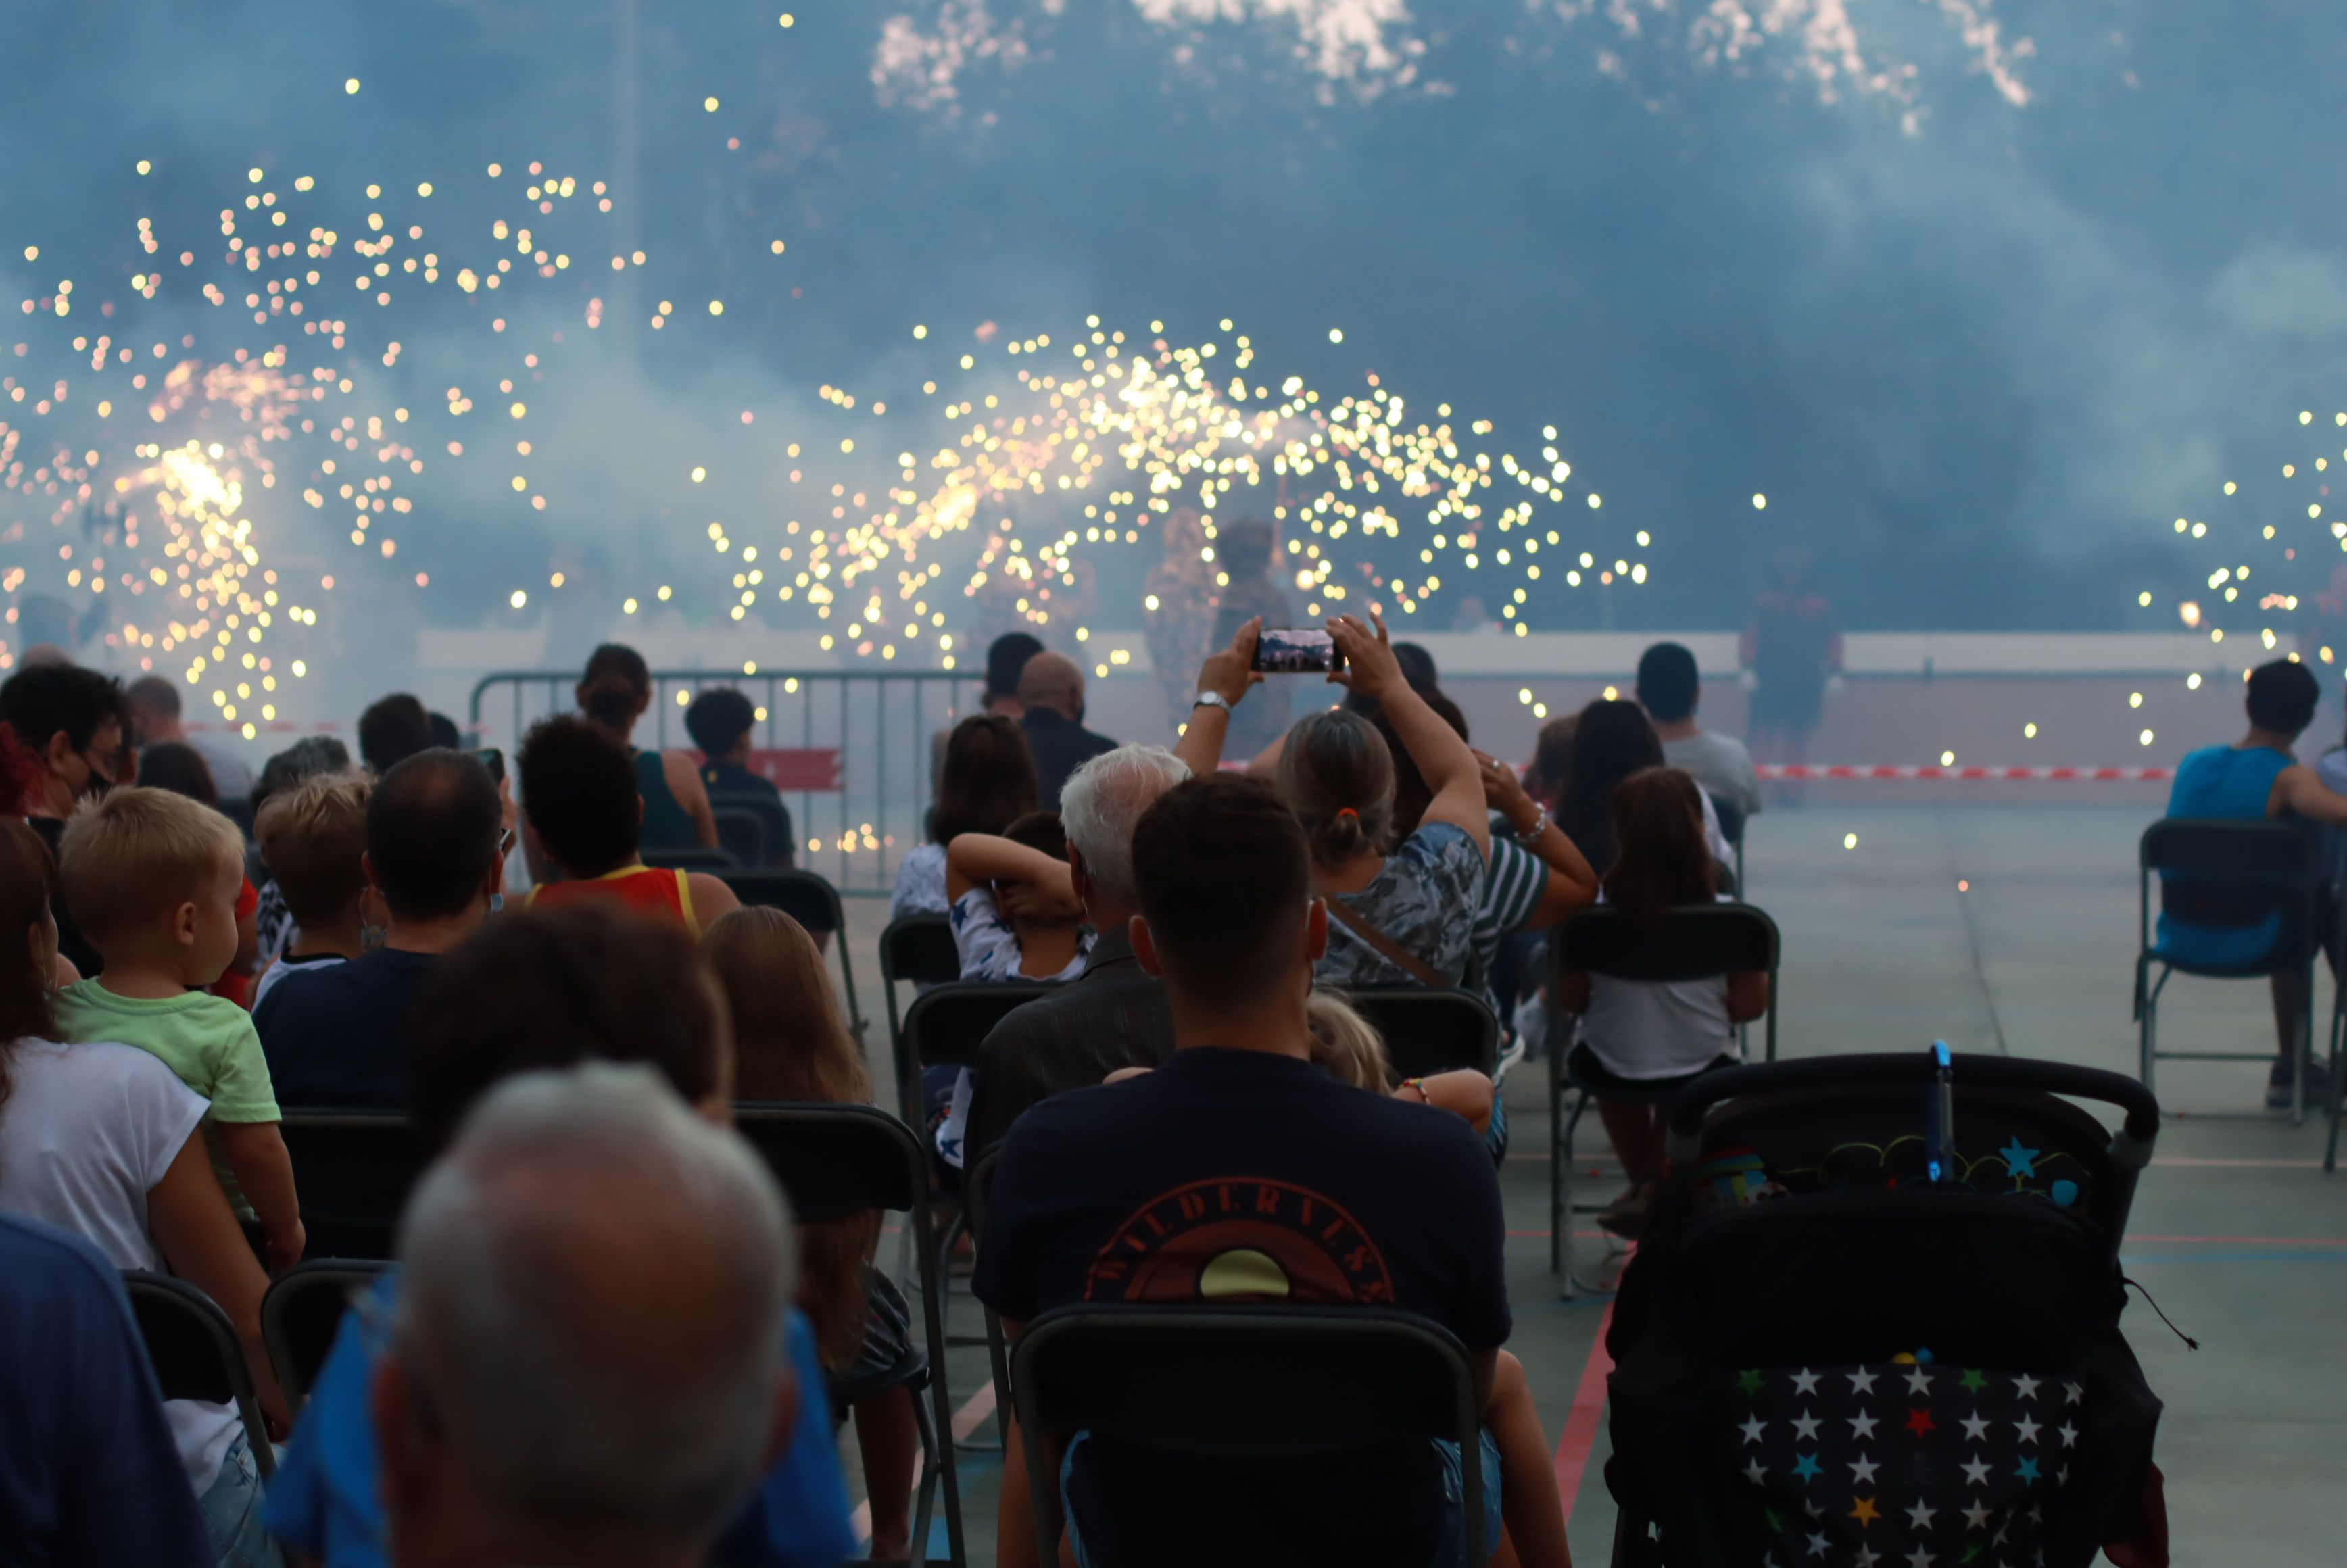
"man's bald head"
386,1065,793,1564
1017,650,1086,720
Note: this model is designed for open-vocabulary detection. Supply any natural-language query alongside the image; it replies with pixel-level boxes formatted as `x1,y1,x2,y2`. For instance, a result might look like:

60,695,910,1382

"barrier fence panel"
470,670,971,893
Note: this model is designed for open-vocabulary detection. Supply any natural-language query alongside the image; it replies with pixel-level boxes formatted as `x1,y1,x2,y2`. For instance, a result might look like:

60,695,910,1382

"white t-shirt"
891,843,950,921
0,1037,240,1490
250,950,348,1011
1574,896,1742,1081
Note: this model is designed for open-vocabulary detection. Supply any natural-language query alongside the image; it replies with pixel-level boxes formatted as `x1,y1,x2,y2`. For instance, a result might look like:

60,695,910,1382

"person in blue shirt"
0,1212,213,1568
262,902,856,1567
2158,657,2347,1108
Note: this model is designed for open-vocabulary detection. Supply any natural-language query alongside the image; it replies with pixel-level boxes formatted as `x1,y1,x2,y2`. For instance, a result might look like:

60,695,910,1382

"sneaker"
1596,1184,1654,1240
2267,1056,2334,1110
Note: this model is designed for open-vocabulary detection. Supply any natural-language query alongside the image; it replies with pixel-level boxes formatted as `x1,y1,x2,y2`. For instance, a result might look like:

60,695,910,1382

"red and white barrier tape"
1755,764,2173,781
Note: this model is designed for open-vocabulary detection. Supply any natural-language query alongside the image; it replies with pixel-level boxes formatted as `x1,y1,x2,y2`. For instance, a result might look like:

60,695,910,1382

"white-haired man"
372,1064,799,1568
961,621,1262,1157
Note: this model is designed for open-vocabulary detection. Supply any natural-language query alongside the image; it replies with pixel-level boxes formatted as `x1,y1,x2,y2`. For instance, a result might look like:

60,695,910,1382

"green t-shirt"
53,981,281,1219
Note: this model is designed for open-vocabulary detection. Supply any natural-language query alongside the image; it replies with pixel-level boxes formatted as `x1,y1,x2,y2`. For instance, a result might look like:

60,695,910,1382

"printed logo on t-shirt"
1082,1179,1395,1305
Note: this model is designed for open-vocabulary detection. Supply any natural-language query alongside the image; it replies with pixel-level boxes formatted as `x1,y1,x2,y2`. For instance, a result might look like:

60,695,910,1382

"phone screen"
473,747,506,785
1251,627,1338,675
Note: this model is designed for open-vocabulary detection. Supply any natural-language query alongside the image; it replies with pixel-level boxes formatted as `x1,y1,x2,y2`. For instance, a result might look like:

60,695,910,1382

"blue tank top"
634,748,698,852
2154,744,2292,966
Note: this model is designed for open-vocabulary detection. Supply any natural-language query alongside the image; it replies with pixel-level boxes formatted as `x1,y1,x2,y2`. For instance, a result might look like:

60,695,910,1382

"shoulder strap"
1322,893,1447,988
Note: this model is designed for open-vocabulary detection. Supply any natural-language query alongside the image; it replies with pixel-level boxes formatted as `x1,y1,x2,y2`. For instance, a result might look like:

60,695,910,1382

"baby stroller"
1605,1048,2169,1567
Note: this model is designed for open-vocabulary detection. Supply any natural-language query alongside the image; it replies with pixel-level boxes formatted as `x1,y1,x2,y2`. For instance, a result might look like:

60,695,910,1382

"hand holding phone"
1250,627,1340,675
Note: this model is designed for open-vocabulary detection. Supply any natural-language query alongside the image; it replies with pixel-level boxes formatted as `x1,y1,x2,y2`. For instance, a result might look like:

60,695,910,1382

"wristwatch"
1192,691,1232,712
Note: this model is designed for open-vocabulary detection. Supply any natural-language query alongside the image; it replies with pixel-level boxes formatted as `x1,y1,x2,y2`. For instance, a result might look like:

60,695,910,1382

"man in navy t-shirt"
975,774,1551,1568
0,1213,212,1567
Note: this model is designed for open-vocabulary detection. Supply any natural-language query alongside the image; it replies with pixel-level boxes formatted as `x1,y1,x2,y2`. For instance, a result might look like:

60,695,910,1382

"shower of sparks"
2,158,613,730
759,316,1630,667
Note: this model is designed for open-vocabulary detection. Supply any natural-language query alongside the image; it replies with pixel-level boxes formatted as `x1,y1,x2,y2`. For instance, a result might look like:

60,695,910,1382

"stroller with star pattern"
1601,1051,2171,1567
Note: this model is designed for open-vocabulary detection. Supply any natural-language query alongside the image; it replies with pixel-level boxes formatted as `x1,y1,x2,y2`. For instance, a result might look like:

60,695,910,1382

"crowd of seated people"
0,620,2227,1567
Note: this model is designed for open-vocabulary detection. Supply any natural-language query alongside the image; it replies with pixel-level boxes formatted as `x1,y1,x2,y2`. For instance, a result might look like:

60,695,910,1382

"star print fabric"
1733,1361,2085,1566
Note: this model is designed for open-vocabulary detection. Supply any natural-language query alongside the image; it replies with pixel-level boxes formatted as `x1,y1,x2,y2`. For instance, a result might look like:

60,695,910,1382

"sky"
5,0,2345,668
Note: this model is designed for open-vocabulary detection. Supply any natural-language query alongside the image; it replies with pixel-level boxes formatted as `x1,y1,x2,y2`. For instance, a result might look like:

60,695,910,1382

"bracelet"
1192,691,1232,712
1520,805,1549,839
1399,1077,1428,1103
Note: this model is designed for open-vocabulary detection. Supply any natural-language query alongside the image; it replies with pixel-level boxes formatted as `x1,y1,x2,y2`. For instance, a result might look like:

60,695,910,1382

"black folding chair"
734,1103,964,1567
121,1272,277,1481
2136,819,2322,1124
1347,987,1499,1079
642,844,738,872
710,806,772,869
879,915,960,1127
1547,902,1780,1298
1009,1304,1485,1568
723,868,865,1043
262,1260,389,1408
279,1112,428,1262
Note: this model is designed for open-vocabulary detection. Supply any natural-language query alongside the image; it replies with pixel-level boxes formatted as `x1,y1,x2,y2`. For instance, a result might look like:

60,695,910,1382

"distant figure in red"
1742,554,1840,801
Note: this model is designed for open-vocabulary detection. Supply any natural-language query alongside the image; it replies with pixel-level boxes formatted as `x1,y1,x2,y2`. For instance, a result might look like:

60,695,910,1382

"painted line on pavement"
1553,1302,1616,1524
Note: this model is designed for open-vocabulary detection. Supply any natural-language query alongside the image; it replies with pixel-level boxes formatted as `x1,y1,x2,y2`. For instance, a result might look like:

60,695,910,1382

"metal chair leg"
2328,994,2346,1174
1559,1091,1585,1302
907,1375,940,1563
1548,1055,1566,1275
2296,960,2314,1127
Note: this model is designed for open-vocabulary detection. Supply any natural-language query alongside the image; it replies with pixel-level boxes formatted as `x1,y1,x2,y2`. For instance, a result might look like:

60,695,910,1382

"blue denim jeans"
199,1431,283,1568
1059,1427,1503,1567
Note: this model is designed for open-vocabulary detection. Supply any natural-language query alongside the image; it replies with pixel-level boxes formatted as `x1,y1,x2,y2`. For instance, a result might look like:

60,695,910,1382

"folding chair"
879,915,959,1127
734,1103,964,1567
262,1260,389,1408
903,983,1052,1344
1346,986,1499,1079
121,1272,278,1482
2136,818,2322,1123
724,868,865,1044
642,845,738,872
710,805,772,869
1547,902,1780,1299
279,1112,427,1262
1009,1304,1485,1568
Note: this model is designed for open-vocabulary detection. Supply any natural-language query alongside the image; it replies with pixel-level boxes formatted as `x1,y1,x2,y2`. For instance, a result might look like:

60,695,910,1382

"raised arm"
945,833,1078,906
1327,613,1489,857
1171,616,1263,777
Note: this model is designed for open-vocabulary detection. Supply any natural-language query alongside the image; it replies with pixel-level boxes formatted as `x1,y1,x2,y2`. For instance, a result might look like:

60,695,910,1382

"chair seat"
2146,948,2306,981
830,1340,929,1409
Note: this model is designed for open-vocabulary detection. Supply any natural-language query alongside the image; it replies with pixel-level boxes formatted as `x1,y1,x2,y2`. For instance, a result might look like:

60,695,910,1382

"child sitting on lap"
55,787,304,1267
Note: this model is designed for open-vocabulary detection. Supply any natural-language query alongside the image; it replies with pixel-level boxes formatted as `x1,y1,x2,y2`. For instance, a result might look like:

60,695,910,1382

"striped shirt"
1472,831,1550,990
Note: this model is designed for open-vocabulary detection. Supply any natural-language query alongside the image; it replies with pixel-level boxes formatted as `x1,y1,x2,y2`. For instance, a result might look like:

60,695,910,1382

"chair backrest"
1550,902,1779,983
1345,987,1499,1078
122,1271,277,1481
879,914,959,987
733,1102,923,1222
710,806,771,868
1707,790,1746,849
643,844,738,872
262,1260,390,1408
903,980,1053,1071
2139,818,2319,886
1011,1304,1483,1568
279,1112,428,1262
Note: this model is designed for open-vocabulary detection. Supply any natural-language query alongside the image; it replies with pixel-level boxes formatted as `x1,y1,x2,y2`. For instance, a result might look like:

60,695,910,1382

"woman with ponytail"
1276,613,1489,988
574,643,719,854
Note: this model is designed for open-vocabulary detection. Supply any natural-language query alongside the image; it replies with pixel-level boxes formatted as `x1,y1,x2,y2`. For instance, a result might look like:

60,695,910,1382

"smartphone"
1251,627,1340,675
473,746,506,785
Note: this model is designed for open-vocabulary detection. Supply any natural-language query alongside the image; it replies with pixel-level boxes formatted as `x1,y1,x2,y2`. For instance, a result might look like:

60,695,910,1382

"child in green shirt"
55,786,304,1268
